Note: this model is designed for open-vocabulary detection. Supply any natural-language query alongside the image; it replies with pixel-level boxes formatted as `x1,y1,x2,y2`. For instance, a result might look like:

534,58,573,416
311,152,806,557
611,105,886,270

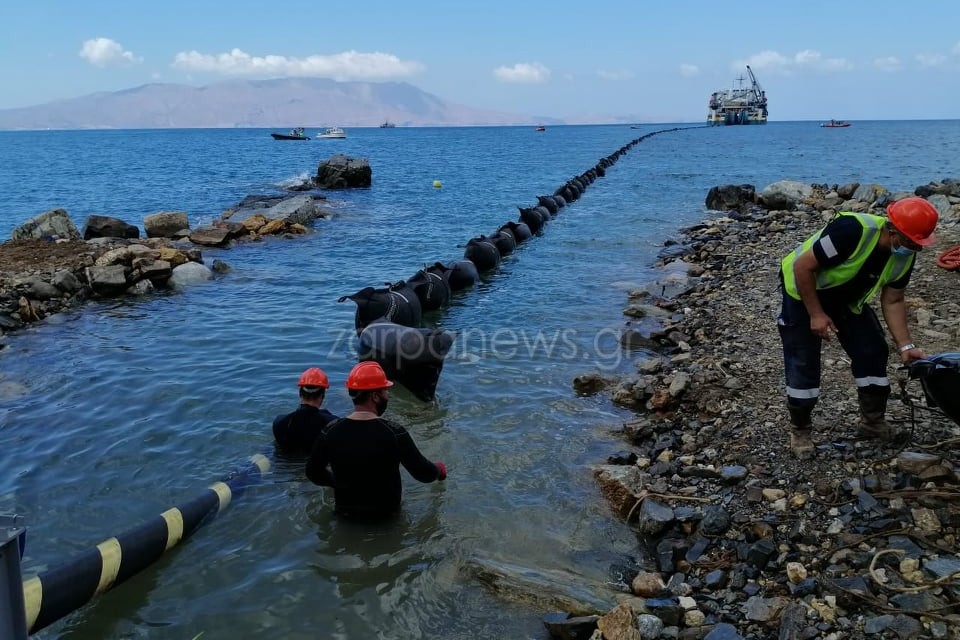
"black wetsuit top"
305,416,441,519
272,404,339,456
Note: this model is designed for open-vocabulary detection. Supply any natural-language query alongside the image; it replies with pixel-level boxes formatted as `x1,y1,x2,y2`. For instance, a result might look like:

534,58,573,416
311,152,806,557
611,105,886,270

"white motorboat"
317,127,346,139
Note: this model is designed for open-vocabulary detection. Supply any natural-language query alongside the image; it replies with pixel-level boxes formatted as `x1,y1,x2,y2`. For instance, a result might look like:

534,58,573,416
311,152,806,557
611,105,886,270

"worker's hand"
809,313,837,340
900,347,925,364
435,461,447,481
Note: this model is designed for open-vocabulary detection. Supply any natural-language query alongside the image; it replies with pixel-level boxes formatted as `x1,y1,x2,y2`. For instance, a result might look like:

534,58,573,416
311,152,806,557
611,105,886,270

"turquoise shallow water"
1,121,960,639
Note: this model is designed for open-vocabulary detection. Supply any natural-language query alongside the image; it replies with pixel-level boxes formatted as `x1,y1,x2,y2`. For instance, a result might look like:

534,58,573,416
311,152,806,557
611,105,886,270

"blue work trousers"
777,293,890,410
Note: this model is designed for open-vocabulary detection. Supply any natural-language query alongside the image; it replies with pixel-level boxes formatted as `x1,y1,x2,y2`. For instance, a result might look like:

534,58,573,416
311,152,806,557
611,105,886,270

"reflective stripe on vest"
781,212,914,313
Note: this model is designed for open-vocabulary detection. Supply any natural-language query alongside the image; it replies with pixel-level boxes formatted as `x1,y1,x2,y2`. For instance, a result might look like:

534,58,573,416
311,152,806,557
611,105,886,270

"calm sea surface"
2,121,959,639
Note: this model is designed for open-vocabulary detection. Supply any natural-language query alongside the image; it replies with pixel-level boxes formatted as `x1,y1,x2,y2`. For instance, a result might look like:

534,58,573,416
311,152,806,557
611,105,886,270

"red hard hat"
297,367,330,389
887,197,938,246
345,361,394,391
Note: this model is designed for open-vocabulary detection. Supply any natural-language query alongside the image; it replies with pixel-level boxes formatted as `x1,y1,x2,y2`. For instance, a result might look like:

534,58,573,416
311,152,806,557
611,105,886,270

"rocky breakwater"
0,192,335,341
555,179,960,639
0,152,374,342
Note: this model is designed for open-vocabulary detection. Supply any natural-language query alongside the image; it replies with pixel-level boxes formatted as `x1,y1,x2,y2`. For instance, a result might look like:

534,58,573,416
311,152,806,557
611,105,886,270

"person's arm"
395,427,446,483
880,285,924,362
305,431,336,486
792,249,837,339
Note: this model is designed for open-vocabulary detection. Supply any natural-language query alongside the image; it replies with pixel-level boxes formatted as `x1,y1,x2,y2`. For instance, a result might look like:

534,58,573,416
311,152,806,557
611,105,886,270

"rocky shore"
559,180,960,639
0,153,370,344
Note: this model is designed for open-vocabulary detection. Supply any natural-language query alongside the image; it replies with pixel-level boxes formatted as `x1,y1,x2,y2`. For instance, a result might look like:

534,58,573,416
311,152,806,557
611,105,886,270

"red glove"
435,461,447,481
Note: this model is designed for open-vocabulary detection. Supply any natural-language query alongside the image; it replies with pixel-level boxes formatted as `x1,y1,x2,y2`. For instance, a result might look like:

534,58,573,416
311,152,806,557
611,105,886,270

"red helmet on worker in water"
345,361,394,391
297,367,330,389
887,197,938,246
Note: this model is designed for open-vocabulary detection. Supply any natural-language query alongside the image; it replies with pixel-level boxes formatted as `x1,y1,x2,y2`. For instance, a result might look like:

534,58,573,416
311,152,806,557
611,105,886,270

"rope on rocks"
936,244,960,271
868,548,960,594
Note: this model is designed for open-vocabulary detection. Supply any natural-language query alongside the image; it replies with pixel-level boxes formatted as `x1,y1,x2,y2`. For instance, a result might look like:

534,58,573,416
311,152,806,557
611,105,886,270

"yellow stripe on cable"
23,576,42,630
160,508,185,551
95,538,122,594
209,482,232,511
250,453,271,473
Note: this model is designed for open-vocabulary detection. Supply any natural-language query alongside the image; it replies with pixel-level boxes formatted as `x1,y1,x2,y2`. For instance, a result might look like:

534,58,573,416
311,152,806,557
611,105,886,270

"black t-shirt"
809,215,913,312
305,416,441,519
272,404,339,456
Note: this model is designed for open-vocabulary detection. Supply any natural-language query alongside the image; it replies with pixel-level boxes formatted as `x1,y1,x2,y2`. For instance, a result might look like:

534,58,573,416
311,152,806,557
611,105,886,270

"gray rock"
889,592,947,612
923,556,960,580
635,614,664,640
20,276,61,300
863,615,894,634
85,264,129,296
703,623,744,640
719,465,748,484
168,261,213,288
144,211,190,238
315,154,372,189
11,208,81,241
52,269,82,293
188,226,232,246
83,214,140,240
704,184,756,213
700,506,731,536
638,499,675,537
760,180,812,210
887,614,923,639
542,612,599,640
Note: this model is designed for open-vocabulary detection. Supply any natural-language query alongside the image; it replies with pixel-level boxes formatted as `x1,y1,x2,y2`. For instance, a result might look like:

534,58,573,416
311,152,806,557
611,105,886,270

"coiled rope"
936,245,960,271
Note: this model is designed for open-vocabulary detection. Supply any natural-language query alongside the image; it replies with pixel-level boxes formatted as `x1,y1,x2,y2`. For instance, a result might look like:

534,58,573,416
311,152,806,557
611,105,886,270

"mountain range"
0,78,569,130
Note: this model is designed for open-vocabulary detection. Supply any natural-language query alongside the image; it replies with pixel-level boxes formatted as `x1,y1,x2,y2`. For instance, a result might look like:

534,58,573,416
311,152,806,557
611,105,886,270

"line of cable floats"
338,129,680,401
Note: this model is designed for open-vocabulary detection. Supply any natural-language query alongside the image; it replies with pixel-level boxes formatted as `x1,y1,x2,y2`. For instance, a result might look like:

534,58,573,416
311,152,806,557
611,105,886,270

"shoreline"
576,181,960,639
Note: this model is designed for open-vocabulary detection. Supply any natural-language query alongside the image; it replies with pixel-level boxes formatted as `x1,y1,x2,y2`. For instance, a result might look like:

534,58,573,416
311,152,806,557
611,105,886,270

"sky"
2,0,960,122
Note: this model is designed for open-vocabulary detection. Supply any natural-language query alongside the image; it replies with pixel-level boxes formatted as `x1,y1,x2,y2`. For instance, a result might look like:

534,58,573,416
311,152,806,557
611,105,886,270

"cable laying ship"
707,65,768,125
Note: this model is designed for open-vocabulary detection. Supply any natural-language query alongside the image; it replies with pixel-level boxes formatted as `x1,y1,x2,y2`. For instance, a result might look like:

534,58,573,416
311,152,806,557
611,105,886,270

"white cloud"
172,49,424,79
597,69,634,81
874,56,901,72
679,64,700,77
493,62,550,83
915,53,947,68
79,38,141,67
735,49,851,74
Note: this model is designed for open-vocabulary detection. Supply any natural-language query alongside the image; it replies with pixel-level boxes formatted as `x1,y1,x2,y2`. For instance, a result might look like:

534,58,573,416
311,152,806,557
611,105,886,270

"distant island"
0,78,566,130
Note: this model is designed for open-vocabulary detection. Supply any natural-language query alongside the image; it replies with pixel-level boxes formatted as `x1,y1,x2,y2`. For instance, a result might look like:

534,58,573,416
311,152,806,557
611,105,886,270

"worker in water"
306,361,446,521
272,367,339,455
778,197,938,458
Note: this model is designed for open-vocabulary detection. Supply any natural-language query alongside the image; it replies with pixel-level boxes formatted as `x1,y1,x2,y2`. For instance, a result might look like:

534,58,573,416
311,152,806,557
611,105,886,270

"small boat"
379,119,396,128
821,120,851,128
271,128,309,141
534,125,546,132
317,127,347,139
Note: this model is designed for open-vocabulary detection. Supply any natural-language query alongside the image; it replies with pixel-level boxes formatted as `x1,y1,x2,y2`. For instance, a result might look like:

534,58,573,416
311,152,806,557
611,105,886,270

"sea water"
1,121,959,639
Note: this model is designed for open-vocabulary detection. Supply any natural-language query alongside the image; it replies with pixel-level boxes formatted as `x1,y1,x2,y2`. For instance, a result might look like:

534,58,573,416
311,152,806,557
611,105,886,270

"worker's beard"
374,395,389,416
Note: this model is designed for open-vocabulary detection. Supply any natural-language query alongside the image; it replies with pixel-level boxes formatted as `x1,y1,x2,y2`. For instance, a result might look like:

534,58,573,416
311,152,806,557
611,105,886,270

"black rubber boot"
857,389,899,441
788,405,814,459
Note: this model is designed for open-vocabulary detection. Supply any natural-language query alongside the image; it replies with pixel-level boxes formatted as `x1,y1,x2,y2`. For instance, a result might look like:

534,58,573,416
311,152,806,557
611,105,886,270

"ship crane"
745,65,768,115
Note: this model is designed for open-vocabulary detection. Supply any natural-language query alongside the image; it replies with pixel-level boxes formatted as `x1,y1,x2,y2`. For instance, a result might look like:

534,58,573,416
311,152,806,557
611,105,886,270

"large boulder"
760,180,812,210
144,211,190,238
315,154,372,189
83,215,140,240
705,184,756,213
11,208,81,241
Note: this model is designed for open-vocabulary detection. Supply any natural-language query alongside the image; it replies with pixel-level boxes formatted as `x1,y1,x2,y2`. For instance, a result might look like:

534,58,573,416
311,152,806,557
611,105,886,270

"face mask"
890,231,918,257
893,246,917,258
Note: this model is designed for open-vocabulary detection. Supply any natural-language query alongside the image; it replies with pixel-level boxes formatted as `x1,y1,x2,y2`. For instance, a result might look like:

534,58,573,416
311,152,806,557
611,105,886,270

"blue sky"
3,0,960,122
